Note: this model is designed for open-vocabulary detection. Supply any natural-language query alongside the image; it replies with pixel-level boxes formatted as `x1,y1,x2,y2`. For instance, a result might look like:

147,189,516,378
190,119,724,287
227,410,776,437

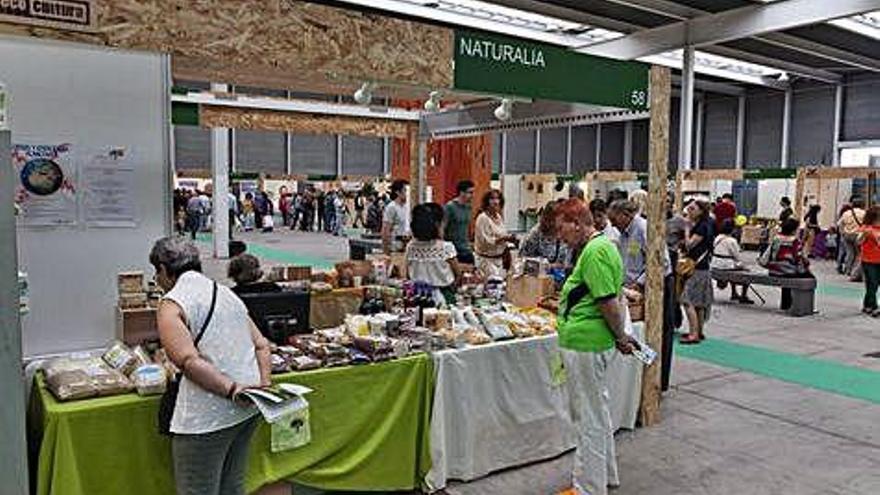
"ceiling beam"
705,45,841,83
579,0,879,60
601,0,880,73
672,75,745,96
495,0,842,84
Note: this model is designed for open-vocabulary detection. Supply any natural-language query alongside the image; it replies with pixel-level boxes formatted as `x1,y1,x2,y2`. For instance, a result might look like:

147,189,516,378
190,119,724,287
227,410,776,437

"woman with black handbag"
679,200,714,345
150,237,272,495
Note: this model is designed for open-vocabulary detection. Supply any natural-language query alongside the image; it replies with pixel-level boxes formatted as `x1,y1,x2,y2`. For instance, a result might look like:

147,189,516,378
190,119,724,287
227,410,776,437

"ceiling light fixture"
424,91,442,112
353,82,375,105
494,98,513,121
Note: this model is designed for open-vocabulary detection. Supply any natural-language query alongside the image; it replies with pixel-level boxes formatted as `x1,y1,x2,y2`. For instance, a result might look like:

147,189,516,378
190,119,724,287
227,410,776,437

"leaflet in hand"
239,384,313,424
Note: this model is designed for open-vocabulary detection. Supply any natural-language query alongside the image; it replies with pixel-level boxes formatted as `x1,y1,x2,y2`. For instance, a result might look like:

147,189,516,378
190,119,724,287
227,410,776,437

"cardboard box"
119,292,148,309
506,275,555,309
116,307,158,345
117,271,145,294
309,287,365,329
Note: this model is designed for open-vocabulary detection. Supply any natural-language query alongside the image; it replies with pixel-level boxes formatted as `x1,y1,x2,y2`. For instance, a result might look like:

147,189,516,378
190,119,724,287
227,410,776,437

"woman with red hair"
554,199,638,495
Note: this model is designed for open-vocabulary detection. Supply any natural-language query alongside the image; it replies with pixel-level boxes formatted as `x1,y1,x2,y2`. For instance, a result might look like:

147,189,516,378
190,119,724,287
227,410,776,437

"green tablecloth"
29,354,433,495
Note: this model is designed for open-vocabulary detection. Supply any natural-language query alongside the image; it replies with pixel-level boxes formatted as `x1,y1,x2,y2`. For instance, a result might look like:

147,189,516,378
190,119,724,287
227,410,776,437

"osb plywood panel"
0,1,453,91
200,105,415,138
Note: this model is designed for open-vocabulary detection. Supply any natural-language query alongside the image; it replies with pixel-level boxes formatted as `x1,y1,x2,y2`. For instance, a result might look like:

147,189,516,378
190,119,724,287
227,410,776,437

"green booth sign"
453,30,650,111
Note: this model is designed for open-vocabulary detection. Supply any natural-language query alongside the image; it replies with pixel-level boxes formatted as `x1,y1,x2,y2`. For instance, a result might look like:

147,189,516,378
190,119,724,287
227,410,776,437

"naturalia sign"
454,30,650,111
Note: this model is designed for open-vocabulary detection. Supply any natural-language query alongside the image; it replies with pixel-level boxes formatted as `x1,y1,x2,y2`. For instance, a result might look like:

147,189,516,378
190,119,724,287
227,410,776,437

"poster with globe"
12,143,77,226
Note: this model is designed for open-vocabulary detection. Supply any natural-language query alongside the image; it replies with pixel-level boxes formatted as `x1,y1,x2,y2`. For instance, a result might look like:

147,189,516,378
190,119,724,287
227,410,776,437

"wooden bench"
710,269,817,317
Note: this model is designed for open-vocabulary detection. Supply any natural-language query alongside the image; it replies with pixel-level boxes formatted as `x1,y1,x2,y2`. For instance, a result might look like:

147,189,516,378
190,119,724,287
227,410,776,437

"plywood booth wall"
0,0,454,92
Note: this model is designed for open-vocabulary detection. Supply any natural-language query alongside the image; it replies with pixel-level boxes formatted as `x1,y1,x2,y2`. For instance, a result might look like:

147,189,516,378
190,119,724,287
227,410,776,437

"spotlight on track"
494,98,513,122
354,82,375,105
424,91,442,112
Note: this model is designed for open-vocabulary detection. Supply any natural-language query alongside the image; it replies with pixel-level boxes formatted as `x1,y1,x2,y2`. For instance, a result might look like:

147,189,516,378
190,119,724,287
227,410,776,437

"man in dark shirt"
714,193,737,231
779,196,794,222
444,180,475,264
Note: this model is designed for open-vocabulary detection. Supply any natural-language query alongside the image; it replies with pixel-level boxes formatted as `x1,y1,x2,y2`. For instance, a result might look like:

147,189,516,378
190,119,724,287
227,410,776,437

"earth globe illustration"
20,158,64,196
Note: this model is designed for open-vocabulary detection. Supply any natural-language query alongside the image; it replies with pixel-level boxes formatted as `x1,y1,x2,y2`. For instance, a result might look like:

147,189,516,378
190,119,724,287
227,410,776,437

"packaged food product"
44,357,133,401
132,364,166,396
102,341,139,375
463,328,492,346
290,355,322,371
131,345,152,369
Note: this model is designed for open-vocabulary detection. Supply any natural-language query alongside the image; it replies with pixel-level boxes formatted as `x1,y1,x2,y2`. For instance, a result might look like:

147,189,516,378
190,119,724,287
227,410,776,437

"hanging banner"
82,147,138,228
13,142,77,226
453,30,649,110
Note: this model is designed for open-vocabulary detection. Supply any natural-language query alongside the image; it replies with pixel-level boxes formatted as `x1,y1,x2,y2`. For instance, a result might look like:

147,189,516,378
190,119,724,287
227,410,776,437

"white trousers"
561,348,620,495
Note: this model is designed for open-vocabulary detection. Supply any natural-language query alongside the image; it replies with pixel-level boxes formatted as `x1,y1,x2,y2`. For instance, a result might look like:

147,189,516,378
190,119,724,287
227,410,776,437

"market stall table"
425,326,644,492
29,354,433,495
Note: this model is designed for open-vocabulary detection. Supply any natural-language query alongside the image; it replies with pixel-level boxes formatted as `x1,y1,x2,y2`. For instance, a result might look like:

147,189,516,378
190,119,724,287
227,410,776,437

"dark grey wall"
539,127,568,174
744,90,784,169
506,129,537,174
599,122,625,171
174,125,211,170
570,125,597,174
341,136,384,176
234,129,286,175
843,73,880,142
290,134,337,176
632,120,649,172
702,96,738,168
790,83,835,165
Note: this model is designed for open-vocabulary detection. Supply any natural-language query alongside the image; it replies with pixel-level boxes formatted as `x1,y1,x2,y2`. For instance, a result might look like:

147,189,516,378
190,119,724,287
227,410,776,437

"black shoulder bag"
158,282,218,436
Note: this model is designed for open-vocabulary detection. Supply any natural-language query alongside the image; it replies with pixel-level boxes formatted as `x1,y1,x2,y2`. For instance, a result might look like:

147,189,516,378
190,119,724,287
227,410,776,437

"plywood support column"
641,66,670,427
794,167,807,222
211,82,230,259
407,124,422,207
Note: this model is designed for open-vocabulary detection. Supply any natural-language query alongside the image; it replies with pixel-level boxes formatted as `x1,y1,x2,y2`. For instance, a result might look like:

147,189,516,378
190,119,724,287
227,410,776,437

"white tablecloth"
425,325,644,491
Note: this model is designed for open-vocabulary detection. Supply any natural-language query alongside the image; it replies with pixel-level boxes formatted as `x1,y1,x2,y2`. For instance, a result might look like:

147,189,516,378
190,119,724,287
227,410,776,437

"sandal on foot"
679,335,701,345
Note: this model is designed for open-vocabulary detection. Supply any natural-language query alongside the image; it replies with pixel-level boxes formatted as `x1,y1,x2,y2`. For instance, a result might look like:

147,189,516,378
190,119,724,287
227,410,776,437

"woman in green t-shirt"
554,199,638,495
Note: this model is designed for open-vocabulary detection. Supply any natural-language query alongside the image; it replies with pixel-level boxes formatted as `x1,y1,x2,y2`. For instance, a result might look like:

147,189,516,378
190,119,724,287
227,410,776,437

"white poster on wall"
82,147,138,227
12,143,77,226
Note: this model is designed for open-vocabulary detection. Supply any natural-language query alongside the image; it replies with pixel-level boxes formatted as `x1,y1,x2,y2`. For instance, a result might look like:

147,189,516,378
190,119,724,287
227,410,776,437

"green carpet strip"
677,338,880,405
195,234,336,270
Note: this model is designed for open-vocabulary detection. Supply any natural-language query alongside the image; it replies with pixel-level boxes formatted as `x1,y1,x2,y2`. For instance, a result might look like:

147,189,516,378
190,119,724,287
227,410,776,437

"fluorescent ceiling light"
829,11,880,40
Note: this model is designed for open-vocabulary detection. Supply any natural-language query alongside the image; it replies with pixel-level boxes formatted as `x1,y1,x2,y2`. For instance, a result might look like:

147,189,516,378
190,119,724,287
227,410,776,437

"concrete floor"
201,232,880,495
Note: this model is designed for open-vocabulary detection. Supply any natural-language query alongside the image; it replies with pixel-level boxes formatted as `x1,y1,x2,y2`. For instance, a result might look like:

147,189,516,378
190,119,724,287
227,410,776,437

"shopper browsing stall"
382,179,411,254
589,198,621,247
520,200,570,266
554,198,638,495
858,206,880,317
474,189,516,278
150,237,272,495
838,197,867,281
406,203,462,305
444,180,476,264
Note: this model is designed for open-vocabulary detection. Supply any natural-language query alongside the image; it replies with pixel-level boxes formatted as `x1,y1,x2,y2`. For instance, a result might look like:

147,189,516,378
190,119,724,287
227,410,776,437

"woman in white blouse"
474,189,517,279
405,203,462,305
711,219,754,304
151,237,272,495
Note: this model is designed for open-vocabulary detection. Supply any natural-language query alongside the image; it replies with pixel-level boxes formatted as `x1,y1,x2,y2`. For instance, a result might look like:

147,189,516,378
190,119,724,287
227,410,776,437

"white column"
382,137,390,176
500,133,508,174
595,124,602,172
678,45,696,171
832,83,843,167
623,121,633,171
336,135,344,178
210,83,230,258
565,126,573,175
534,129,541,173
694,98,705,169
0,129,29,495
736,95,746,169
781,88,792,169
